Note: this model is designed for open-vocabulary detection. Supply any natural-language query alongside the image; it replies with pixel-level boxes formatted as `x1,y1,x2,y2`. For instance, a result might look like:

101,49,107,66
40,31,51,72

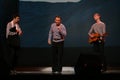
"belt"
53,38,61,41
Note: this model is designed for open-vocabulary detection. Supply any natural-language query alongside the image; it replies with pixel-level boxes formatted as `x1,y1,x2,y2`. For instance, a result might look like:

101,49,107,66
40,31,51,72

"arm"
6,23,10,38
88,25,94,37
102,23,106,36
58,25,67,37
48,25,52,45
16,24,22,35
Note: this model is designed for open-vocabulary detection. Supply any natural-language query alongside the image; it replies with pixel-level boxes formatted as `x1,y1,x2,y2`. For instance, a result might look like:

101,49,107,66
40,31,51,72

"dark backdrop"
19,0,119,48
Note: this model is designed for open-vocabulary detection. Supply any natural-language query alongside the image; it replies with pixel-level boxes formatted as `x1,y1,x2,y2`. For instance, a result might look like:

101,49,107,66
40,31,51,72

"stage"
11,66,120,75
12,67,75,75
8,66,120,80
9,47,120,80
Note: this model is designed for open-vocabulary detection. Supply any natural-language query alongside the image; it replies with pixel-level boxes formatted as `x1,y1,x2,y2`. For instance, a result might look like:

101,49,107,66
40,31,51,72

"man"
6,14,22,71
88,13,107,71
48,16,67,74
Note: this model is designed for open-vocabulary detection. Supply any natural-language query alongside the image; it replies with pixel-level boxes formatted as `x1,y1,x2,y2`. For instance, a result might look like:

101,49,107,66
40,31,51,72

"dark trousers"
93,40,104,53
93,40,107,71
7,46,19,70
7,35,20,70
52,41,64,72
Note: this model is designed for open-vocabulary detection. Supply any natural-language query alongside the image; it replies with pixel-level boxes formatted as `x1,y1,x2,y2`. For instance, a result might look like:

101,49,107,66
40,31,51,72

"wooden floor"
10,66,120,75
14,66,75,75
6,66,120,80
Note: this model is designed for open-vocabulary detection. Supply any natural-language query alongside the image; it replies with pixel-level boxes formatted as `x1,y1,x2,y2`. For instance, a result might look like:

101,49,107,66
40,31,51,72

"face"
55,17,61,26
93,14,100,21
14,16,20,23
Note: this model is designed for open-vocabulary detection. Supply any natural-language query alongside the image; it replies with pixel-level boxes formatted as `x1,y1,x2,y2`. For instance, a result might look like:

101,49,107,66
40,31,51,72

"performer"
6,14,22,71
88,13,107,71
48,16,67,74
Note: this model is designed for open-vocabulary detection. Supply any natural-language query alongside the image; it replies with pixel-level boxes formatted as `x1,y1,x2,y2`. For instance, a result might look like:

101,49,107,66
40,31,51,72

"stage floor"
8,66,120,80
11,66,120,75
12,67,75,75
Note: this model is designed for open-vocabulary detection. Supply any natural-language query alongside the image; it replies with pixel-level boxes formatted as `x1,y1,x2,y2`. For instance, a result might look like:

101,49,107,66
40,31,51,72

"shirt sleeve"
102,23,106,34
59,24,67,37
16,24,22,32
6,23,10,38
88,24,94,36
48,25,53,41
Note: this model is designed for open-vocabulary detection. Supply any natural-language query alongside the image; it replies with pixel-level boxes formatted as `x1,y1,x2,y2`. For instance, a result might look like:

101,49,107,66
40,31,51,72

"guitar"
88,33,107,44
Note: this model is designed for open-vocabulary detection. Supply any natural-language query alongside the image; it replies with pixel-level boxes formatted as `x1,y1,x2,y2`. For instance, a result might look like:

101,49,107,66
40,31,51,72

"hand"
90,35,94,38
48,40,51,45
57,26,61,31
19,31,22,35
90,34,94,38
16,30,22,35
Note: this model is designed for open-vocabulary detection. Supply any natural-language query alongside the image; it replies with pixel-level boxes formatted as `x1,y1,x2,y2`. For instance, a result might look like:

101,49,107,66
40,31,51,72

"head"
12,14,20,23
54,16,61,26
93,13,101,21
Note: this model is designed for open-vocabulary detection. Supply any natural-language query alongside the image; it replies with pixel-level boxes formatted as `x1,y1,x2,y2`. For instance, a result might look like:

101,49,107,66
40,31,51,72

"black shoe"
10,69,16,75
52,71,61,75
101,64,107,72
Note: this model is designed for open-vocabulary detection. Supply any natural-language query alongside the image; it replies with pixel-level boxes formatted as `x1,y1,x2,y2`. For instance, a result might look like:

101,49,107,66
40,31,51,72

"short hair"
12,14,20,19
94,13,101,17
55,16,61,19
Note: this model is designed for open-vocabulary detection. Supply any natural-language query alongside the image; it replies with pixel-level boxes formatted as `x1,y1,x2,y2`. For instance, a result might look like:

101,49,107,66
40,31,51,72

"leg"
93,41,99,53
52,42,58,72
100,42,107,71
9,46,16,70
57,41,64,72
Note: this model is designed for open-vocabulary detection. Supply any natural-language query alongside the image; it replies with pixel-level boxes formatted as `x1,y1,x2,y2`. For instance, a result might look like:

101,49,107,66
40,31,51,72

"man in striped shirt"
6,14,22,71
88,13,106,53
88,13,107,72
48,16,67,74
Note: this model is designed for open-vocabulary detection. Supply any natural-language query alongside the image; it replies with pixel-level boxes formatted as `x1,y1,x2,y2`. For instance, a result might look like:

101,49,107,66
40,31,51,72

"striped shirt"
6,21,22,38
48,23,67,42
88,22,106,36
